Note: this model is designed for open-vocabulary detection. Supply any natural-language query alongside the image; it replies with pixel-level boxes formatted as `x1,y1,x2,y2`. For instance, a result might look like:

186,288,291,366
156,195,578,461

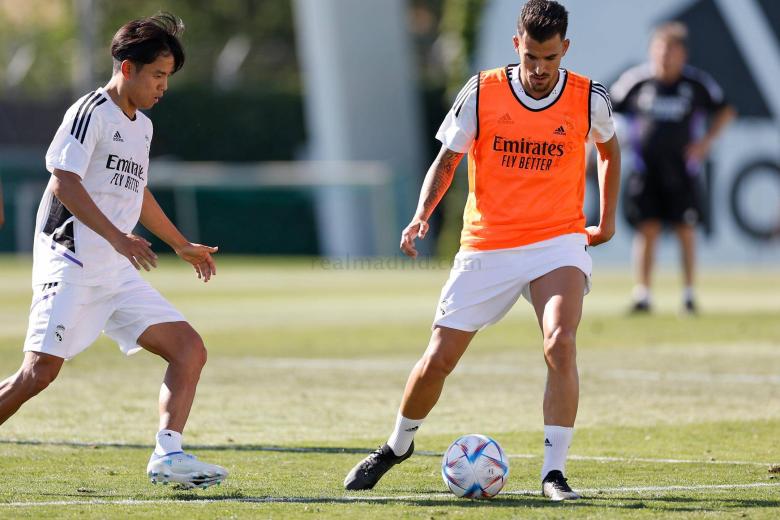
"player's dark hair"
517,0,568,42
111,12,185,73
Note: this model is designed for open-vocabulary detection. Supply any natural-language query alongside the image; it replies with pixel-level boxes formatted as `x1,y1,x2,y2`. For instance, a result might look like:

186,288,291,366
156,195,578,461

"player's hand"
685,139,711,163
400,217,429,258
176,243,218,283
111,233,158,271
585,224,615,246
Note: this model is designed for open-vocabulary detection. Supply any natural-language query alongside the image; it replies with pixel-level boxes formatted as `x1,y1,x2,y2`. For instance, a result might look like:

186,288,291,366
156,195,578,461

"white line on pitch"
593,482,780,493
565,454,770,466
2,482,780,507
427,451,770,467
0,438,772,467
507,481,780,495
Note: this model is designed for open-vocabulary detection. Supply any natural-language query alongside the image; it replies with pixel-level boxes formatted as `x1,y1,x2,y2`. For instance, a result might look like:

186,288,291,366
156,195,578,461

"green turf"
0,254,778,518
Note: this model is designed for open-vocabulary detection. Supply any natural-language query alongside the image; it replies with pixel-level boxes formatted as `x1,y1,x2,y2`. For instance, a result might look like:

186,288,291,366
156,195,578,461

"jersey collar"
99,86,138,121
507,65,568,112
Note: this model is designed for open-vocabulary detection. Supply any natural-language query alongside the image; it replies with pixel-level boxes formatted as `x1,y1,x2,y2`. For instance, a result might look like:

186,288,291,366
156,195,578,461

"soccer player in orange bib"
344,0,620,500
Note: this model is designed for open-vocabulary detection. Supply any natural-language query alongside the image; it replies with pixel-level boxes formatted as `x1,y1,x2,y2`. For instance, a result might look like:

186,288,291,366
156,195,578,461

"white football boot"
542,470,581,501
147,451,228,489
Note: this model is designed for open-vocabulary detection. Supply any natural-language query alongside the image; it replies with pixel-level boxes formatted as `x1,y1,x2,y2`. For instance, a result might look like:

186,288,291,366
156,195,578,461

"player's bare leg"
139,321,227,488
530,266,585,500
531,267,584,427
138,321,206,432
344,326,476,490
675,223,697,314
0,352,63,425
400,326,476,419
632,219,662,312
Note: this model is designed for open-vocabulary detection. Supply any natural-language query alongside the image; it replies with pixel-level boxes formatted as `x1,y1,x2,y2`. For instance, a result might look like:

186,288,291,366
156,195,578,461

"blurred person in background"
0,13,227,489
611,21,735,315
344,0,620,501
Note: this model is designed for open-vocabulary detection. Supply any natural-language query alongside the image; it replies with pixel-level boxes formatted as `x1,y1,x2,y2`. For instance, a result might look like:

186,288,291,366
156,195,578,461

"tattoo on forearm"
417,149,463,218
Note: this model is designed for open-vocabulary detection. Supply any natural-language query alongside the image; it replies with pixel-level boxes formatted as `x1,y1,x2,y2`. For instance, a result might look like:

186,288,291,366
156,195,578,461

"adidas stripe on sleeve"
436,74,479,153
591,81,613,117
589,81,615,144
45,91,107,178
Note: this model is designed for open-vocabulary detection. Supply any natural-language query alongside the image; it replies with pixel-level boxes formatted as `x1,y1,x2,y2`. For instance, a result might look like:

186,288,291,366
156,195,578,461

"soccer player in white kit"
0,13,227,489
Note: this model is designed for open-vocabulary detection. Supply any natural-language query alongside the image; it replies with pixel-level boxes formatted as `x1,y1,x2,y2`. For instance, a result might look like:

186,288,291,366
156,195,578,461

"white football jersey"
35,87,153,286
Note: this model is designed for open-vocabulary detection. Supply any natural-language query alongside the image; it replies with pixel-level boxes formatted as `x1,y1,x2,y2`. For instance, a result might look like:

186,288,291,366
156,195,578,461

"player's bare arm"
587,134,621,246
685,104,737,163
51,168,157,271
400,146,464,258
139,187,218,282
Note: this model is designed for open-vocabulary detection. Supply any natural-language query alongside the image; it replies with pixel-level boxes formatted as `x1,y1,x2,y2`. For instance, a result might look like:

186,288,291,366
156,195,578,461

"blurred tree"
0,0,300,96
99,0,299,92
0,0,306,160
0,0,76,98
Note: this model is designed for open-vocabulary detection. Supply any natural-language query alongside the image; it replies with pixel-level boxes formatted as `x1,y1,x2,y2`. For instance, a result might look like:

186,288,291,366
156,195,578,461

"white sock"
386,413,424,456
541,425,573,480
633,285,651,304
683,286,695,302
154,429,183,456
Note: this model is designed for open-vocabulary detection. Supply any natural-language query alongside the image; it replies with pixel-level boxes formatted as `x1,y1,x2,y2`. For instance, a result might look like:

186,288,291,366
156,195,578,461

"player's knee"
166,328,207,371
543,328,577,370
419,350,458,380
18,362,59,395
640,221,662,239
184,332,207,371
194,340,207,369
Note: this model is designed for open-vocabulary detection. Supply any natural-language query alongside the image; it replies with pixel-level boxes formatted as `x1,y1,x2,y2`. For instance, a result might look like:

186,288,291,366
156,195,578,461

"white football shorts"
23,270,186,360
433,233,592,332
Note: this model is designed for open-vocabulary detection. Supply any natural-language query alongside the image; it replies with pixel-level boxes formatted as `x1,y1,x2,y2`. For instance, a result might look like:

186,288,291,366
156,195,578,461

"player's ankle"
387,413,424,456
155,429,183,456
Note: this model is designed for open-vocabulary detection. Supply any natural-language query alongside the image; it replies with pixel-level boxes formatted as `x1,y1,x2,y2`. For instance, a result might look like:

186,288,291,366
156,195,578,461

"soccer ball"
441,434,509,499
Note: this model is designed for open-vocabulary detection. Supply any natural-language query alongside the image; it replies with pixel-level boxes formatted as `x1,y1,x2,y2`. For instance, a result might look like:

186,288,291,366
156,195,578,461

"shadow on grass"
163,490,780,512
582,494,780,512
0,439,444,457
7,489,780,512
133,493,780,512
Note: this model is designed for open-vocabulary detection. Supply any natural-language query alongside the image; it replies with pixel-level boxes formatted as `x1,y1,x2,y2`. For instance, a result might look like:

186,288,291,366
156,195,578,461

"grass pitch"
0,254,778,518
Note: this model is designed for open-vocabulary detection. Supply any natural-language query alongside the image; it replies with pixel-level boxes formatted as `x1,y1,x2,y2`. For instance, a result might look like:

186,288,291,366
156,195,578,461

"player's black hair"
517,0,568,42
111,12,185,73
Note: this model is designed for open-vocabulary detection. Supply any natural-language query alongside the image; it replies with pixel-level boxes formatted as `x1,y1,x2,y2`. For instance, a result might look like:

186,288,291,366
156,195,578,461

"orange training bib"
460,66,591,250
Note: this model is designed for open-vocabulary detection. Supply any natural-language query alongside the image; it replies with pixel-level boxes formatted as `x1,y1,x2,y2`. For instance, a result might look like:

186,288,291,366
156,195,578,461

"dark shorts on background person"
623,154,701,227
